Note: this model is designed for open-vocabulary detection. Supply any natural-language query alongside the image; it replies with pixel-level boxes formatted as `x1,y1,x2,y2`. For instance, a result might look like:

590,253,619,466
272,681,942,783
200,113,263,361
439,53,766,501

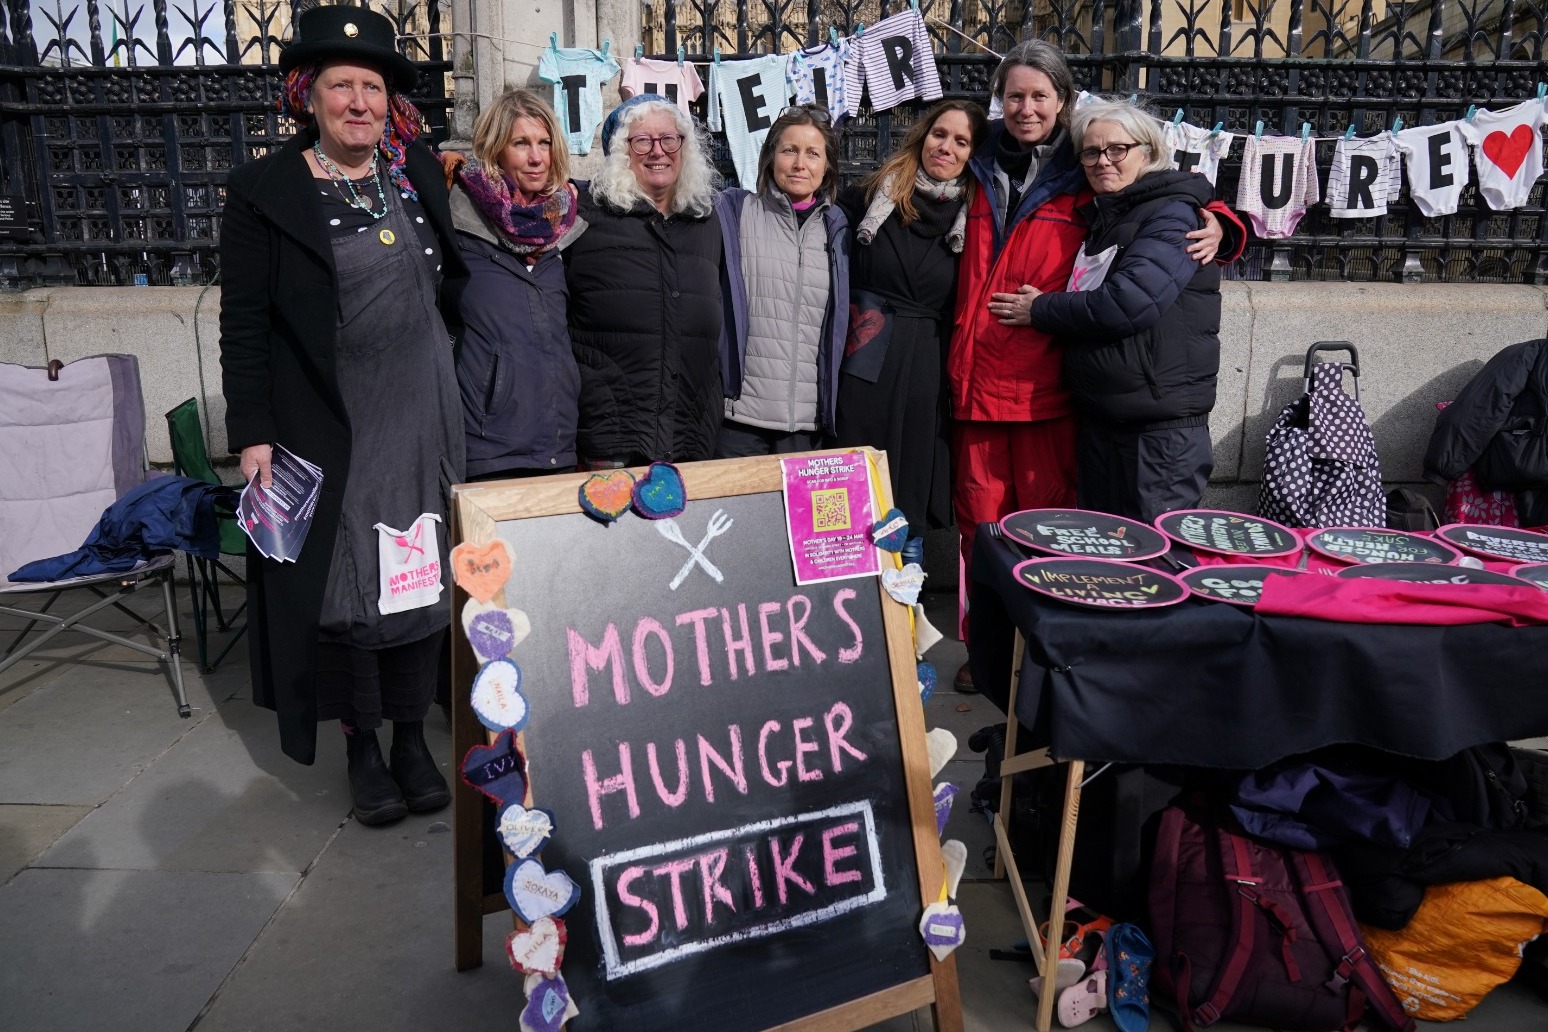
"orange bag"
1362,876,1548,1021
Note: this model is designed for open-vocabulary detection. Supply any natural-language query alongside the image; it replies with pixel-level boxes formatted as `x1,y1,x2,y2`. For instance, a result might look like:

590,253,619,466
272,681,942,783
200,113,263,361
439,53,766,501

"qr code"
811,488,852,532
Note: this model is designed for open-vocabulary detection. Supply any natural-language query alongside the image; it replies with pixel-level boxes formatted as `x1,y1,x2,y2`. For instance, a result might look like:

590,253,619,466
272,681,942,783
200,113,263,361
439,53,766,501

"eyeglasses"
1078,142,1145,166
626,133,685,155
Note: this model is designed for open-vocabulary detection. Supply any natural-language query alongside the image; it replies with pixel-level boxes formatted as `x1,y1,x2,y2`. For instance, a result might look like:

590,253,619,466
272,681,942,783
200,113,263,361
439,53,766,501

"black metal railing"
647,0,1548,283
0,0,449,287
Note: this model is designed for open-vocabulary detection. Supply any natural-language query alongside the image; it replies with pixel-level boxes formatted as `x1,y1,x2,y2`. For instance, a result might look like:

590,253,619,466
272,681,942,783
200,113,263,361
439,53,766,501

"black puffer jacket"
564,184,723,463
1029,170,1220,428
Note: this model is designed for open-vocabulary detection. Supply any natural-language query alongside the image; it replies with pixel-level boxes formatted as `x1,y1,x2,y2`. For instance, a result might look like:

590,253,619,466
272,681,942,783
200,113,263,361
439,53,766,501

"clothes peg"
1209,121,1224,138
830,27,840,48
855,23,865,38
1345,124,1356,140
1254,120,1264,138
677,45,685,67
1172,109,1185,125
909,0,919,10
1128,94,1138,105
1300,122,1311,141
1466,104,1478,121
713,45,721,65
550,32,559,53
601,39,611,58
1391,115,1403,132
1538,82,1546,100
635,43,644,59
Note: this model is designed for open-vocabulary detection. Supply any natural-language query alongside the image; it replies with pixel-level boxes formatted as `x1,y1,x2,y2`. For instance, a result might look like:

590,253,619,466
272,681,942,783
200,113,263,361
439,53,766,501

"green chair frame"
165,398,247,672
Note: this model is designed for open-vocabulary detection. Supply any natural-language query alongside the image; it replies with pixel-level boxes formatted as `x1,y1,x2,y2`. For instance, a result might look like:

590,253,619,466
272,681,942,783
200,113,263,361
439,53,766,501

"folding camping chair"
165,397,247,672
0,355,190,717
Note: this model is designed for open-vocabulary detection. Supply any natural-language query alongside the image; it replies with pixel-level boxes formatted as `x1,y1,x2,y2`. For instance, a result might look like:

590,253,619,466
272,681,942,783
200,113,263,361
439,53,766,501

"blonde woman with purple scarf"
446,88,586,480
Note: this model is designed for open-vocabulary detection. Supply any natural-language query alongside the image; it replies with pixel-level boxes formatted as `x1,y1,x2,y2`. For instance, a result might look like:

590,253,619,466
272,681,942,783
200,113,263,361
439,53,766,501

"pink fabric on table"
1255,573,1548,626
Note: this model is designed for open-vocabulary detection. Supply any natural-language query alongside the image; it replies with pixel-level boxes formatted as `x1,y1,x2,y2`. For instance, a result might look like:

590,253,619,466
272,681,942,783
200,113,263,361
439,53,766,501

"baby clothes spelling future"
1461,98,1548,210
853,9,941,112
1162,121,1235,185
1325,133,1403,218
618,57,704,115
787,40,858,118
1236,134,1321,238
1392,122,1471,216
538,46,621,155
709,54,791,187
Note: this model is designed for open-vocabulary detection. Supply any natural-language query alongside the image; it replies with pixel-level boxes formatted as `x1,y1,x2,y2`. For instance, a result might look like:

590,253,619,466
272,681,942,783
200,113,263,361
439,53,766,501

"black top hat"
280,6,419,92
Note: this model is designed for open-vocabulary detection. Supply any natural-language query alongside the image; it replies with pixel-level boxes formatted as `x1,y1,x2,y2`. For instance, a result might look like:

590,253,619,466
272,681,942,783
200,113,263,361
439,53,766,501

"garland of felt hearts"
578,462,688,524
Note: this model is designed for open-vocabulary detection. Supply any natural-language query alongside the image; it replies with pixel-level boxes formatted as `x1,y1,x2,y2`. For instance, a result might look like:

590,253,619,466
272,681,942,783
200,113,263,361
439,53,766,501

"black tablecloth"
968,529,1548,769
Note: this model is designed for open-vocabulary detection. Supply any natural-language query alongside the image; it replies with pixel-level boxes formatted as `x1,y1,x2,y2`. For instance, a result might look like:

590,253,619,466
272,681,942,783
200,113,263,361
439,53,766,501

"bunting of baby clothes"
1163,121,1235,185
787,40,858,118
619,56,704,116
1392,122,1471,217
1460,97,1548,211
1236,134,1321,239
709,54,791,187
538,45,621,155
1325,133,1403,218
853,10,941,112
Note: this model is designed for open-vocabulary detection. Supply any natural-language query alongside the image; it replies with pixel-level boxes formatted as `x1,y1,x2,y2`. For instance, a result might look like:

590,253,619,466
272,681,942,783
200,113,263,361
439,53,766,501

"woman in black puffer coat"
1017,98,1230,521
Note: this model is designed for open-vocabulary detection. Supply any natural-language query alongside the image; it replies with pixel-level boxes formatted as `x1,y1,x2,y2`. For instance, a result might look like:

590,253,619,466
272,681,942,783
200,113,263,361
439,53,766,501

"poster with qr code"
780,451,882,586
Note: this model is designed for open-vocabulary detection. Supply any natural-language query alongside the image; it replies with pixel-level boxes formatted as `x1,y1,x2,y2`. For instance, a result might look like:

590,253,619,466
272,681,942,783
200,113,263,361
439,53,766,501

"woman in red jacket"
951,41,1242,690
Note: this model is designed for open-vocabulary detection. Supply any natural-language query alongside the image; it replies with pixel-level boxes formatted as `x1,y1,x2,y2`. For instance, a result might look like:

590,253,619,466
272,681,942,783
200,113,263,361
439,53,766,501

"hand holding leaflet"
237,443,323,562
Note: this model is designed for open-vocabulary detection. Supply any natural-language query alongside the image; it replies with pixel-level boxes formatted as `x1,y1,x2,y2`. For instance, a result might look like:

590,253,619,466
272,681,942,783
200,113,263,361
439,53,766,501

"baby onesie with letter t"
538,46,621,155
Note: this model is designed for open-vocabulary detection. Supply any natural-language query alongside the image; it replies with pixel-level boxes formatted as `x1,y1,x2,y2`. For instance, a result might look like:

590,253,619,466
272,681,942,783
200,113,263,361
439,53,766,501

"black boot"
390,719,451,813
345,724,407,826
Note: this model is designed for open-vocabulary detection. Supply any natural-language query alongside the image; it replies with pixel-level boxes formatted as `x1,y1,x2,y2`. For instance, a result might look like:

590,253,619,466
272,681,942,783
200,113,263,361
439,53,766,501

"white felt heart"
881,563,927,606
497,803,555,859
472,658,529,732
505,916,566,977
941,839,967,899
926,727,958,780
506,858,580,923
912,603,944,658
461,599,532,661
919,900,966,961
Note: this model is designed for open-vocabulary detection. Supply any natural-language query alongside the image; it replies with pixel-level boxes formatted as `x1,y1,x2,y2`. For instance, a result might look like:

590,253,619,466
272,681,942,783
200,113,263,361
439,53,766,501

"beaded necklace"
312,143,388,220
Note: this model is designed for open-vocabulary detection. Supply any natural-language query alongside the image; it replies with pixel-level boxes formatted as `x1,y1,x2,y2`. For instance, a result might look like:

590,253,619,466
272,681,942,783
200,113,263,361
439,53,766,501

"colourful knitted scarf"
454,157,578,258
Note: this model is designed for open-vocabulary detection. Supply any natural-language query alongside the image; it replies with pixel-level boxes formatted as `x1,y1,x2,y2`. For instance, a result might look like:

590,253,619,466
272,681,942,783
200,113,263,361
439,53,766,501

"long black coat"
219,131,467,764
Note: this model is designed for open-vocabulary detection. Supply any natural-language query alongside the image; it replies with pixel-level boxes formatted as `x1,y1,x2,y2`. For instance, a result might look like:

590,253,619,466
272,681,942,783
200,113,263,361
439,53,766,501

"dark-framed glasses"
1078,142,1145,166
626,133,685,155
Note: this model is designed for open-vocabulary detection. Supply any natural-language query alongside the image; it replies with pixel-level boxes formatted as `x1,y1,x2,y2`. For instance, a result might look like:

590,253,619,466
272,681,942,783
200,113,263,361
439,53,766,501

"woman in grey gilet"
714,105,850,456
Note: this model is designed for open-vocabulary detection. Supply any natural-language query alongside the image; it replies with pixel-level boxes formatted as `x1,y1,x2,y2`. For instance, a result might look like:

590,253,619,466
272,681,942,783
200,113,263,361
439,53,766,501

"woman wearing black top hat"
219,6,468,825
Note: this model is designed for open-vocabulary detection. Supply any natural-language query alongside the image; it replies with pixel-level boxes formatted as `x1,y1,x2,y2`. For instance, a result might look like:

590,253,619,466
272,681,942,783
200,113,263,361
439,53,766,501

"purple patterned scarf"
455,161,577,259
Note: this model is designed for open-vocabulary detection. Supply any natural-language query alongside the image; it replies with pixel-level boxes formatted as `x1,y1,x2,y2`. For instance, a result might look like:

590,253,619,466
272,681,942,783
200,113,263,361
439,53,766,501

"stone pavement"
1,585,1544,1032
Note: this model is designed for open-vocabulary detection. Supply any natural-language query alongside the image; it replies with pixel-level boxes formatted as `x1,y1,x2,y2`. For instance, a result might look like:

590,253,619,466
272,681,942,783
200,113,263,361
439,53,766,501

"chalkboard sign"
450,453,960,1032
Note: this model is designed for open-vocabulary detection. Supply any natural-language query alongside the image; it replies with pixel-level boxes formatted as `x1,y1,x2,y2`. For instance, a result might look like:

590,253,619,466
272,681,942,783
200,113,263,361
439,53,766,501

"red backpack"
1148,800,1416,1032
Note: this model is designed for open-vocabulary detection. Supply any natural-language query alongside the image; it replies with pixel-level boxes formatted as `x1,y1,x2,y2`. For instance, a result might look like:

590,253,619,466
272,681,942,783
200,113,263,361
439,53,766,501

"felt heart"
579,470,636,523
460,730,527,806
872,508,910,551
450,539,513,603
919,901,966,960
846,306,886,355
913,603,944,657
1483,124,1535,178
933,782,960,837
461,600,532,662
632,462,687,520
918,661,938,704
506,858,581,923
497,803,555,859
505,916,567,977
471,658,529,732
882,564,927,606
926,727,957,780
519,972,572,1032
941,839,967,898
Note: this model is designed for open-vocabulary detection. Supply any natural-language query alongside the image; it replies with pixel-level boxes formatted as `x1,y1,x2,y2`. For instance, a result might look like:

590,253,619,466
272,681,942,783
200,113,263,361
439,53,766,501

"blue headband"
601,94,672,156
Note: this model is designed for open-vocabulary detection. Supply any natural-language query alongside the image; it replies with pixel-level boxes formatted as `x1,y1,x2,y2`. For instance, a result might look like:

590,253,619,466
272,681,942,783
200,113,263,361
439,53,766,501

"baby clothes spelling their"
619,57,704,115
1162,121,1236,185
1461,98,1547,210
1236,135,1321,238
538,46,621,155
1392,122,1471,216
1325,133,1403,218
709,54,791,187
787,41,857,118
853,10,941,112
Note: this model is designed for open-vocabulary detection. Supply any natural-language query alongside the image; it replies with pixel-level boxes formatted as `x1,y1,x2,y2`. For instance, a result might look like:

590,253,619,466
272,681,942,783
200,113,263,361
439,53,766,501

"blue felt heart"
631,461,687,520
872,508,910,551
505,857,581,923
460,729,527,806
918,660,938,704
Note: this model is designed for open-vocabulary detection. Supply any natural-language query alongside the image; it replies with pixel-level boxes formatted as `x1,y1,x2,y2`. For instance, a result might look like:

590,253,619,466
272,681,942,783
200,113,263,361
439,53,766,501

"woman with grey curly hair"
564,96,726,467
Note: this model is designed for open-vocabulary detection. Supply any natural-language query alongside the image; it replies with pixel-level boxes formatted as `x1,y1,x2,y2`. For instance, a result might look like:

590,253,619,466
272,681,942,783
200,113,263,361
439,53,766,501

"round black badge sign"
1336,562,1525,587
1179,564,1304,607
1155,509,1300,558
1013,557,1188,610
1000,508,1169,562
1306,527,1461,566
1436,524,1548,565
1512,564,1548,589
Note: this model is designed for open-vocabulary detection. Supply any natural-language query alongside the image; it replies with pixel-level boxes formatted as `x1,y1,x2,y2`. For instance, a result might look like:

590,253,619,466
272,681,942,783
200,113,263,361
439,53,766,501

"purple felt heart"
918,661,938,704
519,973,571,1032
631,461,687,520
460,729,527,806
872,508,910,551
505,858,581,923
468,608,516,660
919,901,966,960
934,782,959,837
